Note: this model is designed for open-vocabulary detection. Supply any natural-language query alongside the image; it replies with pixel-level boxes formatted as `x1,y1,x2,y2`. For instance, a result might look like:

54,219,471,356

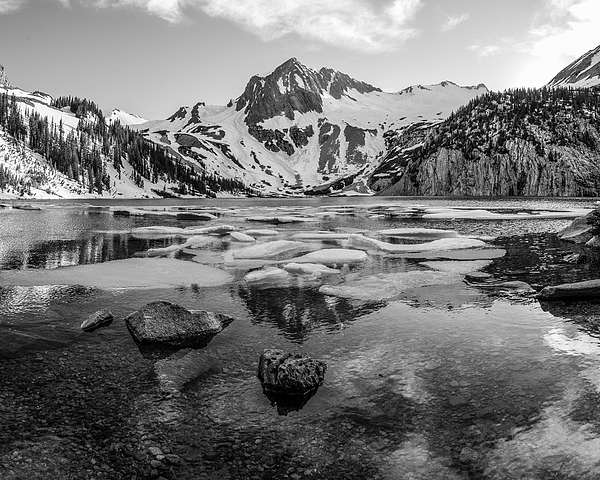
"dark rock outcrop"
537,279,600,300
81,309,114,332
124,301,234,348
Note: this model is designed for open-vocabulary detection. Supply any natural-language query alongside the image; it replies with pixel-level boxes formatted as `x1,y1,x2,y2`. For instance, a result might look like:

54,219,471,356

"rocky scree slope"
137,58,487,195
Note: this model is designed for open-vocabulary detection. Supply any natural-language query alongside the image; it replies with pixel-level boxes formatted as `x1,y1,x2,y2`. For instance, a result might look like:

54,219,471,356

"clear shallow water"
1,197,600,479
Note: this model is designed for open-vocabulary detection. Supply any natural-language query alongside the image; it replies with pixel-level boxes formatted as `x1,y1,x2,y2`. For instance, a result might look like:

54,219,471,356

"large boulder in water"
558,208,600,246
257,349,326,396
124,301,234,348
537,279,600,300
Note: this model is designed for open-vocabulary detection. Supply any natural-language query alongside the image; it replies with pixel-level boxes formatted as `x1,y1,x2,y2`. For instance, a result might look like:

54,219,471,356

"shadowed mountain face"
547,43,600,88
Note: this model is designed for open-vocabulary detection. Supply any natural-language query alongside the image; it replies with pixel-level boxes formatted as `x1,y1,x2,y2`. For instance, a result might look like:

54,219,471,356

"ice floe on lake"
420,260,494,275
229,232,256,242
320,270,462,301
348,234,487,253
285,248,368,265
244,267,290,285
233,240,312,260
0,258,233,288
377,228,459,238
422,207,590,220
244,229,279,236
283,263,341,276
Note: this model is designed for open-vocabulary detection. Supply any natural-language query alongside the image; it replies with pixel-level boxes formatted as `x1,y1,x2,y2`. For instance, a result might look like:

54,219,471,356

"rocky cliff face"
380,140,599,196
375,87,600,197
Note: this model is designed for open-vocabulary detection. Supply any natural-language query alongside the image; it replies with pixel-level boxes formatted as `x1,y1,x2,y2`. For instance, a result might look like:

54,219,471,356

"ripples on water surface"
2,197,600,479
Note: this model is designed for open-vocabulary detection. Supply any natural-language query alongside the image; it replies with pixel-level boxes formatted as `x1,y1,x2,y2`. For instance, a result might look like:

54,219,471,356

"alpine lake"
2,196,600,480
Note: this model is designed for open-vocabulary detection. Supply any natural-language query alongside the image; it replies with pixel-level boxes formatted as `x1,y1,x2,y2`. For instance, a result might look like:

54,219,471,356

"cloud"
529,0,600,58
198,0,423,52
1,0,423,52
516,0,600,85
468,44,502,58
441,12,469,32
0,0,27,14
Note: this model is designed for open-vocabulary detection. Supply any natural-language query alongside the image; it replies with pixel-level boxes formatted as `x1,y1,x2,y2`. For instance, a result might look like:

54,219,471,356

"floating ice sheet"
233,240,312,260
286,248,368,265
348,234,487,253
319,270,461,301
0,258,233,288
244,267,290,285
283,263,341,276
244,229,279,236
289,232,354,240
229,232,256,242
422,208,591,220
420,260,493,275
377,228,459,238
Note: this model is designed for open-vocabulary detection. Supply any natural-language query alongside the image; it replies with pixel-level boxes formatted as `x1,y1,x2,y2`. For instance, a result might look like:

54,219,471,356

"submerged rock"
124,301,234,348
154,349,220,393
257,349,326,396
81,308,114,332
476,281,535,294
537,279,600,300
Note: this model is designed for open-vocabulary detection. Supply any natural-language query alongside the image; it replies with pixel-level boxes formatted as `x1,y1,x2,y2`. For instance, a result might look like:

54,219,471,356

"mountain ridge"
136,57,487,195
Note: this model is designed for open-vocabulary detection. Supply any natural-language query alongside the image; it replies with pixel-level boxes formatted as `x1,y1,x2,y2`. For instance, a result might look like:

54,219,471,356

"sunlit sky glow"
0,0,598,119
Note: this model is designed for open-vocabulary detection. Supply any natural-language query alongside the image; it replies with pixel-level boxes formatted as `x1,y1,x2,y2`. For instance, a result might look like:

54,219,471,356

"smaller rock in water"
537,279,600,300
124,301,234,348
257,349,327,416
81,309,114,332
464,272,493,283
257,349,326,395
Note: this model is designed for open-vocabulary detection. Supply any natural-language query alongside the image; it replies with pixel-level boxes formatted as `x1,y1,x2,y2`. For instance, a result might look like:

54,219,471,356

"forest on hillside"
0,94,252,196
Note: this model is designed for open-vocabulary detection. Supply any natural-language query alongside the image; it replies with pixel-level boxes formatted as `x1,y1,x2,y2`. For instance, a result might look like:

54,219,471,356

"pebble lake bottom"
1,196,600,480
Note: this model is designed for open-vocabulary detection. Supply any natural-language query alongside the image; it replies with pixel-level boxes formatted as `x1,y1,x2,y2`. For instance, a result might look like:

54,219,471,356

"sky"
0,0,598,120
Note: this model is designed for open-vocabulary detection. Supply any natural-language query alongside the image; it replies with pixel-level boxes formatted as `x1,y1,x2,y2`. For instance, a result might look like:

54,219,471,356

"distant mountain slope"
107,108,148,126
374,86,600,196
138,57,487,195
0,82,251,199
548,44,600,88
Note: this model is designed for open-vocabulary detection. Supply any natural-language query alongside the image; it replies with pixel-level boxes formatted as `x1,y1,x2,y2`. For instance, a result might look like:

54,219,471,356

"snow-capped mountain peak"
137,57,487,195
547,43,600,88
107,108,148,126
